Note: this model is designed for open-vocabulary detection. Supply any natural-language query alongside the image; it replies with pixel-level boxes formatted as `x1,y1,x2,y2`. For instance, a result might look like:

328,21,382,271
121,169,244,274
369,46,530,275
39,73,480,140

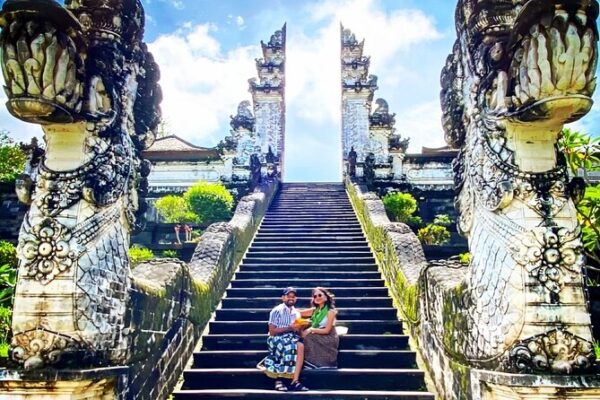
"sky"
1,0,599,182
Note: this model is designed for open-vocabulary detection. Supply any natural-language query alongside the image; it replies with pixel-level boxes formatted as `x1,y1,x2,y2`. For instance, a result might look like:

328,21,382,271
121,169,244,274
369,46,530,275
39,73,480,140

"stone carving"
248,25,286,177
508,329,594,374
431,0,598,373
341,28,408,182
230,100,255,131
0,0,161,368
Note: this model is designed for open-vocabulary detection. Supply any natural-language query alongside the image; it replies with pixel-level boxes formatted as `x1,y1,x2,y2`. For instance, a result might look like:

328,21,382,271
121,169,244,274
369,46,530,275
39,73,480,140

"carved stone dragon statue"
434,0,598,374
0,0,161,369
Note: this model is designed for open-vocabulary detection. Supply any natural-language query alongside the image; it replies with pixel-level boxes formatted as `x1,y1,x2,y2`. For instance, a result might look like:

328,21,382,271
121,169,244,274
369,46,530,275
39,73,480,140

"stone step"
234,271,380,280
230,279,385,288
178,369,426,391
193,350,416,369
226,287,388,298
173,389,434,399
248,246,371,253
215,308,398,321
245,251,373,258
257,227,363,233
241,257,376,265
250,240,368,247
239,264,379,273
221,297,392,309
201,334,408,351
253,233,365,240
263,212,357,217
208,320,402,335
260,221,361,227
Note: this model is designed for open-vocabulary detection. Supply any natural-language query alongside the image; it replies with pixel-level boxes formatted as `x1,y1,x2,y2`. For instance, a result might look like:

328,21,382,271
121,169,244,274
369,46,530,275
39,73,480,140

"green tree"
558,128,600,179
0,130,26,183
558,129,600,264
184,181,234,225
155,195,199,223
417,224,451,245
382,192,418,223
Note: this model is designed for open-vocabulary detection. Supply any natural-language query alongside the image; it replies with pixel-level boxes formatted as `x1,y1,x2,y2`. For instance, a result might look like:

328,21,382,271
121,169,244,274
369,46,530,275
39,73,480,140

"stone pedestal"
474,370,600,400
0,367,126,400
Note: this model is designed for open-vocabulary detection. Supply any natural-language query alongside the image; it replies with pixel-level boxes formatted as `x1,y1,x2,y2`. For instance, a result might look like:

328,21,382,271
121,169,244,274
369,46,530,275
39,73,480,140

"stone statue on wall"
250,153,262,189
364,152,375,186
348,147,357,177
432,0,599,374
0,0,161,369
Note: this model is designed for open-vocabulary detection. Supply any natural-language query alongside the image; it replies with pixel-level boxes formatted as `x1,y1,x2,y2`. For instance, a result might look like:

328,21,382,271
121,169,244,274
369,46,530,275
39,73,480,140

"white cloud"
236,16,246,29
283,0,444,180
148,24,257,145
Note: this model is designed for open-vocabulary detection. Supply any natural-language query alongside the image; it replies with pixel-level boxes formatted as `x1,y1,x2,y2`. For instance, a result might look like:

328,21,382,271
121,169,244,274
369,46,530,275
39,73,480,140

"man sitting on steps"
256,287,310,391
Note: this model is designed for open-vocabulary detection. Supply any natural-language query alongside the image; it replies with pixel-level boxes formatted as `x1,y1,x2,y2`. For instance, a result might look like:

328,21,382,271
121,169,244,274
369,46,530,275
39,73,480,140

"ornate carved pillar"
250,24,286,178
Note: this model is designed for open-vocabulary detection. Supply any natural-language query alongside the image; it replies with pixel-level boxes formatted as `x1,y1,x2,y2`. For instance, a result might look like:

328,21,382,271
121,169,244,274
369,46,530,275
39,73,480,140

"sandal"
274,380,288,392
289,381,309,391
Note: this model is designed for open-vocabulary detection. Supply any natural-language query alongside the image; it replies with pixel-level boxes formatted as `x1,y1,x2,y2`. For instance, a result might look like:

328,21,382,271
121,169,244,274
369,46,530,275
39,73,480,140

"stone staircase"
173,183,434,399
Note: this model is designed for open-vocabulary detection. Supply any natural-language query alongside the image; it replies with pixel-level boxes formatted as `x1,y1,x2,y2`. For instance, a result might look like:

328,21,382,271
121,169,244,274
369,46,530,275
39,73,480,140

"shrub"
0,241,17,268
184,181,234,225
433,214,453,227
418,224,451,245
155,195,199,224
0,131,25,183
128,245,154,265
382,192,418,223
0,242,17,307
161,249,178,258
0,305,10,357
458,252,471,265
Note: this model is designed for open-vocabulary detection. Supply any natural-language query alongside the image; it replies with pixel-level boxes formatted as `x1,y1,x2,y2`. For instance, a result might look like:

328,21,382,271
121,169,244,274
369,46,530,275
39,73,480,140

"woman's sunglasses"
313,293,324,298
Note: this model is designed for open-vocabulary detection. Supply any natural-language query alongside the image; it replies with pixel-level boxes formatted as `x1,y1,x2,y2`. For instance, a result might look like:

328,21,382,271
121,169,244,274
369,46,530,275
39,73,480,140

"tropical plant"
417,224,451,245
184,181,234,225
578,184,600,264
382,192,418,223
155,195,199,224
558,129,600,265
558,128,600,178
0,241,17,307
0,305,11,357
161,249,178,258
0,241,17,268
0,130,26,183
128,245,154,265
458,252,471,265
433,214,453,227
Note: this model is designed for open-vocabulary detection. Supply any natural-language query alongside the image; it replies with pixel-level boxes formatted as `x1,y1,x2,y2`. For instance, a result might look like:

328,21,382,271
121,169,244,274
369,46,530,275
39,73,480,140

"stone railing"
0,179,279,399
127,179,278,399
345,177,426,324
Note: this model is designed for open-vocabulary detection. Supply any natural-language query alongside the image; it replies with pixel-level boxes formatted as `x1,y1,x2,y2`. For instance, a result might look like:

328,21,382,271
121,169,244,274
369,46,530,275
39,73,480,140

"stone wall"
0,179,279,399
346,178,600,399
126,179,278,400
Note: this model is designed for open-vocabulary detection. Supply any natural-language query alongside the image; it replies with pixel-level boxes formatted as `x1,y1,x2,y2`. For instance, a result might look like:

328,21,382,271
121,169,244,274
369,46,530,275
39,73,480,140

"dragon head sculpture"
435,0,598,374
0,0,161,368
443,0,597,146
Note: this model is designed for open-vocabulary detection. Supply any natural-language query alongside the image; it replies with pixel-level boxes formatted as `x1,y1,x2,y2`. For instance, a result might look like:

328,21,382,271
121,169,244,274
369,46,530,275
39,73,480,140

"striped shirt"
268,303,300,329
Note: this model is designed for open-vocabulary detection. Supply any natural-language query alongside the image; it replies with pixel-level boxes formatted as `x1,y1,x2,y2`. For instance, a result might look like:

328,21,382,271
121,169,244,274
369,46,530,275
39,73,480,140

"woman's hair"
311,287,336,309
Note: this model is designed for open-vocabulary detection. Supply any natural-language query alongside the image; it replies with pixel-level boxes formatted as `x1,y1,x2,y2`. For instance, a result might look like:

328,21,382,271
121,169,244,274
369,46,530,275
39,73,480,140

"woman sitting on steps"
301,287,339,369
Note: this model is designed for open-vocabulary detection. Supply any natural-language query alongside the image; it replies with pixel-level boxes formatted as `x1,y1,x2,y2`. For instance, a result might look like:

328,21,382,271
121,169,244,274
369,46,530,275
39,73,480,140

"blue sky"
1,0,599,182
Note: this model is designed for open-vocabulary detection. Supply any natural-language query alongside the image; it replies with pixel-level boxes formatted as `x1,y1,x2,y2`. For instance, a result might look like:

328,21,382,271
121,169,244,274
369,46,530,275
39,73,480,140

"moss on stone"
345,181,420,324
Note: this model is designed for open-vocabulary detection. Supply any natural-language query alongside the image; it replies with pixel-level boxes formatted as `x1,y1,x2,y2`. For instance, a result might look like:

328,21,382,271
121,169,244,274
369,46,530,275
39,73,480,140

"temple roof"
144,135,219,161
420,146,457,155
